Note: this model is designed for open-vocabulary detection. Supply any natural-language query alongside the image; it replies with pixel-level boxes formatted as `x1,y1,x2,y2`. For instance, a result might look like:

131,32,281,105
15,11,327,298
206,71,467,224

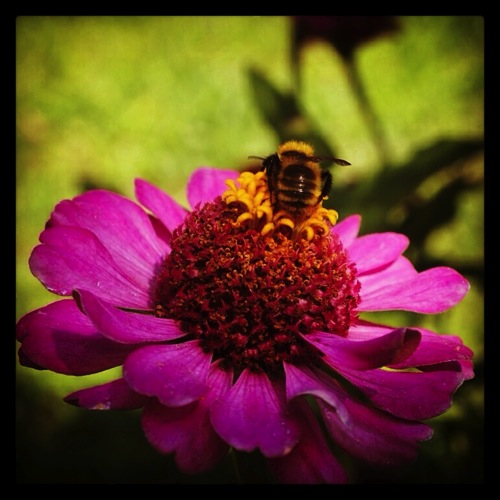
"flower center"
152,172,360,375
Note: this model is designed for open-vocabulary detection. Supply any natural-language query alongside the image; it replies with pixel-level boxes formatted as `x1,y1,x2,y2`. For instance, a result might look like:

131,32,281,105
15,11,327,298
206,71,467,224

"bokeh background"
16,16,484,484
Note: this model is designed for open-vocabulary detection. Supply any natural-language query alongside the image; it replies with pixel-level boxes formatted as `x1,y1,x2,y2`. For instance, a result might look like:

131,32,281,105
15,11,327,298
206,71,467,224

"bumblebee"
249,140,350,222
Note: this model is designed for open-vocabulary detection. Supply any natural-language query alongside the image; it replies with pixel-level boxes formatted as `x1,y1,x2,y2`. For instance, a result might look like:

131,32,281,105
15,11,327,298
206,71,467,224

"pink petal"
76,289,185,344
284,363,349,420
357,255,417,292
187,167,239,209
347,232,409,275
16,299,133,375
331,214,361,248
30,226,150,308
134,178,188,233
358,266,470,313
389,327,474,379
47,189,169,286
305,327,420,370
318,396,432,466
336,364,467,420
123,341,211,406
348,321,474,380
210,369,300,457
284,364,433,466
348,320,399,341
64,378,149,410
267,398,348,484
142,362,231,474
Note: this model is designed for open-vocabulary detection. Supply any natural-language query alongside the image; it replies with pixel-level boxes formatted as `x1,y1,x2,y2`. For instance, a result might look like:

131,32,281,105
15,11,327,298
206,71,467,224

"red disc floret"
153,197,360,374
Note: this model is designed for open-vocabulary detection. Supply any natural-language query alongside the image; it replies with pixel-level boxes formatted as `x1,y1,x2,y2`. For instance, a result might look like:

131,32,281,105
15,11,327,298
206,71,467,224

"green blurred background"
16,16,483,483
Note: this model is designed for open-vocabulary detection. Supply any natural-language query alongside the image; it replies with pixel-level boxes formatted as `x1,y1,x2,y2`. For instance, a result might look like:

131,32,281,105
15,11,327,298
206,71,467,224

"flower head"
16,151,473,483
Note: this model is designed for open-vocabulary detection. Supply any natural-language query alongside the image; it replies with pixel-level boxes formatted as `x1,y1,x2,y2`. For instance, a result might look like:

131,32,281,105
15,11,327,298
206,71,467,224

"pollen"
222,171,339,241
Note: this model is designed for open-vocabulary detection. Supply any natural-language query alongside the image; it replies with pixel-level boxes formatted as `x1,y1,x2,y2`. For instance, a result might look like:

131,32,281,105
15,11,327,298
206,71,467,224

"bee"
249,140,350,222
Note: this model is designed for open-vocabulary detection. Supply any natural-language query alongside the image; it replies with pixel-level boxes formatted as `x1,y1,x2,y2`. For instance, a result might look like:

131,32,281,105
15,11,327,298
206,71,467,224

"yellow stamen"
276,217,295,230
224,179,238,191
236,212,255,225
222,171,338,240
256,204,273,222
261,222,275,236
301,226,315,241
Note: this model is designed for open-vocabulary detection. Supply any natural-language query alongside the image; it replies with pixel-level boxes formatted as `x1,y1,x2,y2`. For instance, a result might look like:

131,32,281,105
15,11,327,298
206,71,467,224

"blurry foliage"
16,16,483,484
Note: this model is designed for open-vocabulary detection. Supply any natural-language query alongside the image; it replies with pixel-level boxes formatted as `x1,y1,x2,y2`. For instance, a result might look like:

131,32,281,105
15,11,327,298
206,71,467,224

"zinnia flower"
16,145,474,483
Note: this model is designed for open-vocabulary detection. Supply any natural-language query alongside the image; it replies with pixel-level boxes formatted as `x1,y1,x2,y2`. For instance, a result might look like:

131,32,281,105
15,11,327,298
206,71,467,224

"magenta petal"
336,364,466,420
284,364,432,466
358,256,417,292
142,400,229,474
30,226,150,308
305,327,420,370
64,378,149,410
359,266,470,313
267,398,348,484
347,232,409,274
76,289,185,344
348,320,399,339
284,363,348,420
186,167,239,209
123,341,211,406
210,369,300,457
16,299,133,375
142,363,231,474
331,214,361,248
134,178,188,233
388,327,474,380
48,189,168,285
318,397,432,466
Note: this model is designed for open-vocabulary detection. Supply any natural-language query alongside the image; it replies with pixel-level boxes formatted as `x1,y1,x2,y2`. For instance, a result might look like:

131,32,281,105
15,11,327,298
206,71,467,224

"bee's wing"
313,156,351,166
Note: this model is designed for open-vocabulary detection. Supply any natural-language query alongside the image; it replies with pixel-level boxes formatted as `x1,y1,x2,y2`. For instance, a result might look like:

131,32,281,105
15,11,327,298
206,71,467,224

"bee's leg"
319,171,333,202
266,162,280,208
266,166,273,201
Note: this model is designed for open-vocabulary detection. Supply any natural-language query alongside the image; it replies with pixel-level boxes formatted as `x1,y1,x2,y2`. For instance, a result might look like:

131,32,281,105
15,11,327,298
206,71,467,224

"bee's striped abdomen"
279,163,321,211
